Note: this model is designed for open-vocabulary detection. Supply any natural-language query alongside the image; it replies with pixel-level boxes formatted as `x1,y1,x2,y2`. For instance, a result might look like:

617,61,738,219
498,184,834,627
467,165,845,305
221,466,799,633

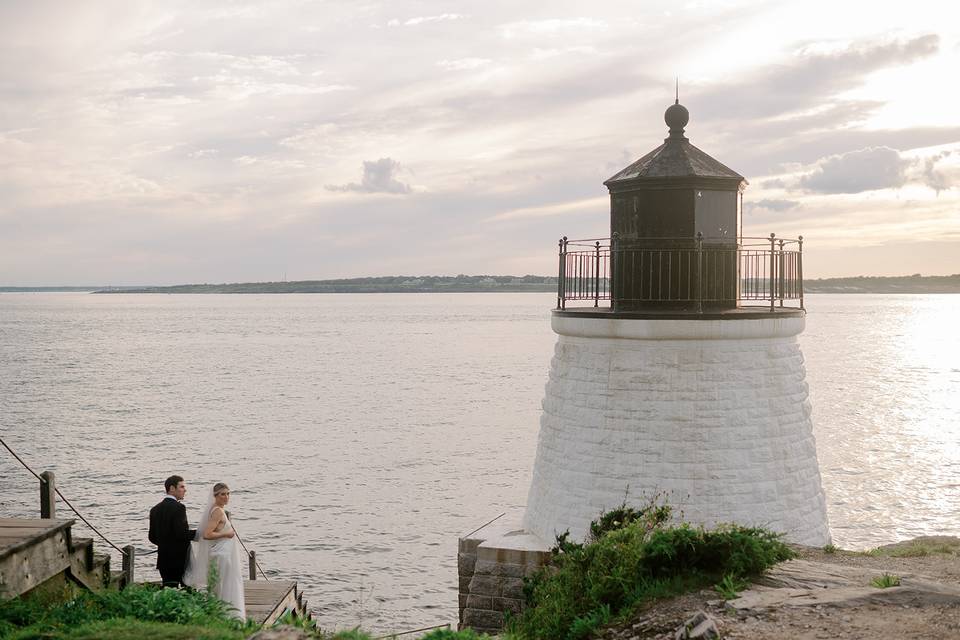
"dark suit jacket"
148,497,194,582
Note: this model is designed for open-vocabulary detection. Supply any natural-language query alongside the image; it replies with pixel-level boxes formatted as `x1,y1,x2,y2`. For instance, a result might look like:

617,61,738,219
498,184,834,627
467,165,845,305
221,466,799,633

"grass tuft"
871,574,901,589
714,574,748,600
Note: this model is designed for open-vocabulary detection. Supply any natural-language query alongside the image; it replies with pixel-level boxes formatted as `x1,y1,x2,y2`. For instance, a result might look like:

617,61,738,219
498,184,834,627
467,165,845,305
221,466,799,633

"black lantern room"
603,100,745,311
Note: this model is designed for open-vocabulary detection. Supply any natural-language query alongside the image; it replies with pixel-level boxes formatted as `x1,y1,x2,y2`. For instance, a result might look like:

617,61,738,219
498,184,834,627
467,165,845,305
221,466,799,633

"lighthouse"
458,100,831,634
524,99,831,544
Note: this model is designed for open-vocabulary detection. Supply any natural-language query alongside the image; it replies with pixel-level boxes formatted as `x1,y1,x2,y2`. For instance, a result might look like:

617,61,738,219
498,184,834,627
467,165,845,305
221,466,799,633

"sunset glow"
1,0,958,285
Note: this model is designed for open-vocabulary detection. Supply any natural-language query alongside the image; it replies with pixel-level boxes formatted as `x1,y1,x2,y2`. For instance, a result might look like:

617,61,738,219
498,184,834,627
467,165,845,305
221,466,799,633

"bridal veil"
182,489,216,590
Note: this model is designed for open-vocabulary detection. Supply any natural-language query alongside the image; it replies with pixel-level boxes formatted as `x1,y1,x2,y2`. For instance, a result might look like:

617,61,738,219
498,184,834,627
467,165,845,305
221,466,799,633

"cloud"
437,58,491,71
746,199,801,213
530,46,598,60
1,4,959,284
188,148,219,159
695,35,939,121
486,196,606,222
387,14,466,27
920,151,956,194
326,158,412,194
800,147,909,194
499,18,607,39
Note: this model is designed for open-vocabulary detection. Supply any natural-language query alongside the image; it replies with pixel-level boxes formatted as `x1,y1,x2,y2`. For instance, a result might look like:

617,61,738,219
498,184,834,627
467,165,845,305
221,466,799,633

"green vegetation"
420,628,492,640
10,272,960,295
714,574,748,600
1,502,798,640
871,574,901,589
507,502,793,640
822,544,838,554
0,584,254,640
866,538,960,558
0,586,479,640
94,275,558,294
804,273,960,294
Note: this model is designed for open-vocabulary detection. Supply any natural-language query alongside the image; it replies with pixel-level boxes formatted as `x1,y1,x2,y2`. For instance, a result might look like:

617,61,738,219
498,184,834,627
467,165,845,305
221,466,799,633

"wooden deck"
0,517,75,598
0,517,72,555
245,579,304,625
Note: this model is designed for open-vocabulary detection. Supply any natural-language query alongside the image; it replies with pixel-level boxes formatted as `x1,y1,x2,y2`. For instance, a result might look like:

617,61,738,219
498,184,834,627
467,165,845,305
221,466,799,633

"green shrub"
507,504,793,640
588,503,671,542
420,628,491,640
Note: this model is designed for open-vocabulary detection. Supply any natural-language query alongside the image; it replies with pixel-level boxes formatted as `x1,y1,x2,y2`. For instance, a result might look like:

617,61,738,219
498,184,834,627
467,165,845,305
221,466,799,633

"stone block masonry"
458,514,551,634
523,315,831,547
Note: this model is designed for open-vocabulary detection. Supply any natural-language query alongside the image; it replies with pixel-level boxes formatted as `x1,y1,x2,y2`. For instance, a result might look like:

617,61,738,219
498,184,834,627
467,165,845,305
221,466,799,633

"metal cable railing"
1,435,125,554
233,525,269,581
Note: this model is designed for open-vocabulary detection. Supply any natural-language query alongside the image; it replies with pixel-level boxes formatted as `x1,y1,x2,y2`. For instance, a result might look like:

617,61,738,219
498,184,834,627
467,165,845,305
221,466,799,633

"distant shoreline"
3,273,959,294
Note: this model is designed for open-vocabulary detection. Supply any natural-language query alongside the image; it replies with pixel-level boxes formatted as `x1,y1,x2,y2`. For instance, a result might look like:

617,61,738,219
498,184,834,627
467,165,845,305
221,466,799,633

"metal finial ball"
664,103,689,131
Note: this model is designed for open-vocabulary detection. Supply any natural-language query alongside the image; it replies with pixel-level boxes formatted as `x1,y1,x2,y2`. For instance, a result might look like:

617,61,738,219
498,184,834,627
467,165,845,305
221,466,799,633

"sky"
1,0,959,285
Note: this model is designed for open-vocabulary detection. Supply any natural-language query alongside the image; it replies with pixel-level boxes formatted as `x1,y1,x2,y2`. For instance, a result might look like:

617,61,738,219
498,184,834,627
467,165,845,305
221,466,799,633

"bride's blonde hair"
213,482,229,496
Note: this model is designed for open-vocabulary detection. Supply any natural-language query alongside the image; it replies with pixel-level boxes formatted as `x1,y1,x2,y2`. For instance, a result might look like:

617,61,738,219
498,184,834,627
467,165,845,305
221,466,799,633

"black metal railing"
557,233,804,312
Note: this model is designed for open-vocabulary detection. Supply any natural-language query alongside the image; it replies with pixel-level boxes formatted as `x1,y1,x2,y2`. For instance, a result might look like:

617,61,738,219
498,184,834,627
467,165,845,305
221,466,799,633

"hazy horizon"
5,271,960,290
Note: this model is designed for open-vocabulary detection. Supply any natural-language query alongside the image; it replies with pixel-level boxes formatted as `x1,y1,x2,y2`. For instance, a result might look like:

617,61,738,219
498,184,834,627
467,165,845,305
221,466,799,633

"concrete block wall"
458,518,551,634
523,315,831,547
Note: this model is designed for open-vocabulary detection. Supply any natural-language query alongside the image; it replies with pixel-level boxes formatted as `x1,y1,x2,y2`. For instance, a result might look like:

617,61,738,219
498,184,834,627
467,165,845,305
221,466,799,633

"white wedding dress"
183,498,246,620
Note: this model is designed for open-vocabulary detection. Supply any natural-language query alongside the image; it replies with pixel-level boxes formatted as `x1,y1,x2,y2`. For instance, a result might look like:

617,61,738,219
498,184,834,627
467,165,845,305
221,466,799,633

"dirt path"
599,536,960,640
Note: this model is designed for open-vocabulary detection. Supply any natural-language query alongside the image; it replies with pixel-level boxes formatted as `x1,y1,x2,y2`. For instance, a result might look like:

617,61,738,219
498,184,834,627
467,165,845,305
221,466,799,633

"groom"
148,475,196,587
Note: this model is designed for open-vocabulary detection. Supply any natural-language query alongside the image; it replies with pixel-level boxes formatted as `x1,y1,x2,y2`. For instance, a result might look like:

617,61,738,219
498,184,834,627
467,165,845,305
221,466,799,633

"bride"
184,483,246,620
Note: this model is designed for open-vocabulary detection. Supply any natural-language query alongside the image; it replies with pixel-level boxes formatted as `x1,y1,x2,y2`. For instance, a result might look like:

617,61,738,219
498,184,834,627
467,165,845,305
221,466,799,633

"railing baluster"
594,241,600,307
696,233,703,313
798,235,804,310
557,237,564,309
778,239,785,307
769,233,776,311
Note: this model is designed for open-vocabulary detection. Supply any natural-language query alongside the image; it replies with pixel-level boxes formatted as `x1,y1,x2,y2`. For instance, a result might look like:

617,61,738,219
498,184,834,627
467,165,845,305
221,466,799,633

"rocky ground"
597,536,960,640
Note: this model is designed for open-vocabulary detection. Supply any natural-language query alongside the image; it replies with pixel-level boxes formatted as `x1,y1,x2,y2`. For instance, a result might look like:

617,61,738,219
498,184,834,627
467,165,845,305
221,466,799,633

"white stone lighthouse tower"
458,101,830,634
523,101,831,546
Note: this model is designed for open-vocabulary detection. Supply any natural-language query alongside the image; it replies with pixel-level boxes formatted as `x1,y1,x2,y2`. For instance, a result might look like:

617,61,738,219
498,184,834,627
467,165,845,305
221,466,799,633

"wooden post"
40,470,56,519
248,550,257,580
122,545,135,587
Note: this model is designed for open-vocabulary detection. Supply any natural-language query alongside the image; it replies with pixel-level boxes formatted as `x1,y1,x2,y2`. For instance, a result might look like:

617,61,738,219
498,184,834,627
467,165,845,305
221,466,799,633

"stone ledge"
552,313,805,341
458,512,552,633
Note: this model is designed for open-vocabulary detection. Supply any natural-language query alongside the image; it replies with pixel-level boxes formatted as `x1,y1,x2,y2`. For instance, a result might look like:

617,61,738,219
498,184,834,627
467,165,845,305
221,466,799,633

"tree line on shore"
4,273,959,294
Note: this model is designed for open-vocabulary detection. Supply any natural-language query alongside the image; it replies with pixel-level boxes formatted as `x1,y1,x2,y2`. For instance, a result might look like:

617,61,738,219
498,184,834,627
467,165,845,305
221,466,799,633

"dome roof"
604,102,744,186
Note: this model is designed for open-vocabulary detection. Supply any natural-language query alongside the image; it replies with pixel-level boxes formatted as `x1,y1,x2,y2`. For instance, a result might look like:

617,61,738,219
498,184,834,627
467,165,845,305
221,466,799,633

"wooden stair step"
69,537,95,569
92,553,110,574
109,570,126,589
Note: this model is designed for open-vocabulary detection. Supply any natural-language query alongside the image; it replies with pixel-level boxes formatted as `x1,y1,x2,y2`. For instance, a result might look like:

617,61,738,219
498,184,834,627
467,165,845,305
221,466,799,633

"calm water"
1,293,959,631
